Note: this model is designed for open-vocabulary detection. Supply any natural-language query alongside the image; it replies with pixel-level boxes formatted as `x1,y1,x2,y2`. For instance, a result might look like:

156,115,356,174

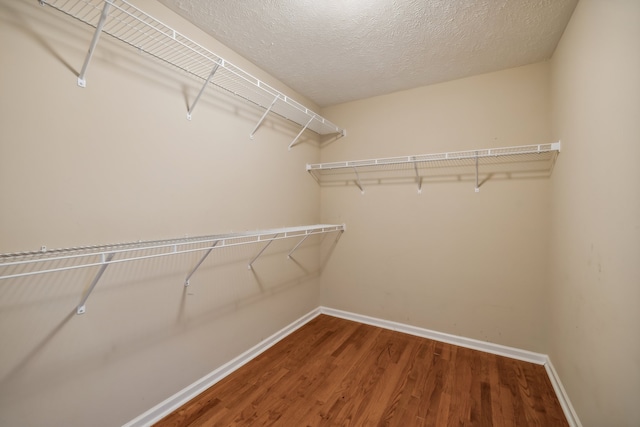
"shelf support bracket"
288,115,315,150
250,96,279,139
353,167,364,194
475,152,480,192
184,240,219,286
287,234,310,259
248,234,278,270
77,0,113,88
187,61,221,120
413,161,422,194
76,252,115,315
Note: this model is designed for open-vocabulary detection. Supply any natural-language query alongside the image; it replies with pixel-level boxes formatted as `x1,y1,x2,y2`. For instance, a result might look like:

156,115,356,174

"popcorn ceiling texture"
158,0,577,107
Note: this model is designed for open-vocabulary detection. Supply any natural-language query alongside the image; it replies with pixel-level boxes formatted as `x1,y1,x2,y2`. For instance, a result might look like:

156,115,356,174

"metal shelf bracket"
76,252,115,314
248,234,278,270
287,234,310,259
77,0,112,88
250,96,279,139
289,115,315,151
184,240,219,286
187,61,221,120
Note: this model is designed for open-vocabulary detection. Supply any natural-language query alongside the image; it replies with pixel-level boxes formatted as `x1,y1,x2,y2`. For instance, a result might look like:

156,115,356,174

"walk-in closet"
1,0,638,426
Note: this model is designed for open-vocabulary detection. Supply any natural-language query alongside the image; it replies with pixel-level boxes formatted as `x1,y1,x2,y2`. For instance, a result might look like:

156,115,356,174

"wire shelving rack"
0,224,345,314
38,0,345,146
307,142,561,193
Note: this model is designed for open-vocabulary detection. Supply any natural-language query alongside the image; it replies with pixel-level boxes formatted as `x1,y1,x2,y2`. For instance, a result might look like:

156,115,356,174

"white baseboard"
122,307,322,427
319,306,547,364
544,357,583,427
124,305,580,427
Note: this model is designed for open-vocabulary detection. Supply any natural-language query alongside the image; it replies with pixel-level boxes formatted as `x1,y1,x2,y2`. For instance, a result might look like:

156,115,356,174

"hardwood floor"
155,315,568,426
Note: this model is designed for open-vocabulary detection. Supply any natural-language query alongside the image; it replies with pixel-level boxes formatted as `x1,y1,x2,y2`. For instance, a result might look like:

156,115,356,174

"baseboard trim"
319,306,547,364
124,305,581,427
544,357,583,427
122,307,322,427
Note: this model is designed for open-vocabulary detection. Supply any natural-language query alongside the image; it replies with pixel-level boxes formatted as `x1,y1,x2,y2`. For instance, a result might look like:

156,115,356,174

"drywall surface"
549,1,640,425
319,63,552,353
0,0,323,425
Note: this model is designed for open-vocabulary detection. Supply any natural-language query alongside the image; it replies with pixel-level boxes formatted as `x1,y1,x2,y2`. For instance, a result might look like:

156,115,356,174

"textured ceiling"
158,0,578,107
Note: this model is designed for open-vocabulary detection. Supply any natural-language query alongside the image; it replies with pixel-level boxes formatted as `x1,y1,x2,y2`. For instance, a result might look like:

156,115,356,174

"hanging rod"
38,0,345,139
0,224,345,314
307,142,561,193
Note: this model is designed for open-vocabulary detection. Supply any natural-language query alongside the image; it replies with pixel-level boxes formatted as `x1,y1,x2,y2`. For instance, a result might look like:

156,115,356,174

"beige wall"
0,0,323,425
549,1,640,426
320,63,553,353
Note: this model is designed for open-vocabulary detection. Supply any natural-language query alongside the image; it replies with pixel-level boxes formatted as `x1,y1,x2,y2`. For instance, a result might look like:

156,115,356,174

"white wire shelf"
0,224,345,314
38,0,345,143
307,142,561,193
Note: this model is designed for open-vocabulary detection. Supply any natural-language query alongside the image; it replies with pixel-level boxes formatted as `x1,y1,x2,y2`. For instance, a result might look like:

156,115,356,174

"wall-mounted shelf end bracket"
76,252,115,314
250,96,279,139
76,0,112,88
287,235,310,259
184,240,219,286
289,115,316,150
187,60,221,120
248,234,278,270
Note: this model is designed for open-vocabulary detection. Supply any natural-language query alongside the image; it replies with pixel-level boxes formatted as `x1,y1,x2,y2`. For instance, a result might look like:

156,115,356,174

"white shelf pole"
187,61,220,120
184,241,219,286
288,115,315,150
77,0,112,87
247,234,278,270
76,252,115,315
249,96,279,139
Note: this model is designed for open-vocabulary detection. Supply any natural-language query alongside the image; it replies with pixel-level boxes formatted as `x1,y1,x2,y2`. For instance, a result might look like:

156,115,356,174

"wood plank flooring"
155,315,568,426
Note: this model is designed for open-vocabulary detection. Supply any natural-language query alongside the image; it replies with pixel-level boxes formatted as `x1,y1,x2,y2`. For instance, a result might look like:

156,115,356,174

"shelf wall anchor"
184,240,219,286
76,252,115,315
187,61,220,120
288,115,315,150
248,234,278,269
249,96,279,139
77,0,112,87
